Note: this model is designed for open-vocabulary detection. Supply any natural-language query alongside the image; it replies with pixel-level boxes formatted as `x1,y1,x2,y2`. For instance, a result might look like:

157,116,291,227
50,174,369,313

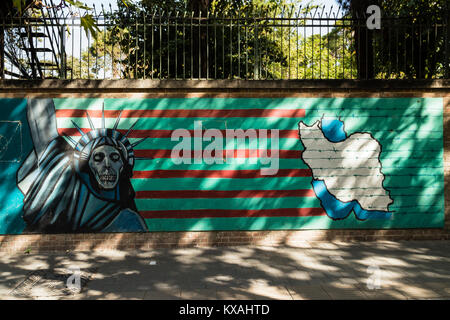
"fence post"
445,5,449,79
254,16,259,80
59,25,66,79
0,19,4,79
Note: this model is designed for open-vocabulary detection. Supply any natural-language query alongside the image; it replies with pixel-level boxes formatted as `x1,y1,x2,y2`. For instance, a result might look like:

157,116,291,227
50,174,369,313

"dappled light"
0,241,449,299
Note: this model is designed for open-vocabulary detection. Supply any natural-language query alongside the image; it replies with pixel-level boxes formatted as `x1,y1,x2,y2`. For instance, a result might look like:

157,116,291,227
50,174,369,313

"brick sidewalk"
1,241,449,300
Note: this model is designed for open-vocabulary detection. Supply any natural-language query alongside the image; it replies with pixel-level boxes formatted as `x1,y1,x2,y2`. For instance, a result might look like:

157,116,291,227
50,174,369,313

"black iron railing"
1,4,448,80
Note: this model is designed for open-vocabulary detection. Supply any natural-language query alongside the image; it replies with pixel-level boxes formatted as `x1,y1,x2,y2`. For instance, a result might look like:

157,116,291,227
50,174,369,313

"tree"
0,0,130,79
1,0,361,80
297,23,356,79
0,1,32,78
107,0,333,79
338,0,449,79
0,0,95,79
377,0,448,79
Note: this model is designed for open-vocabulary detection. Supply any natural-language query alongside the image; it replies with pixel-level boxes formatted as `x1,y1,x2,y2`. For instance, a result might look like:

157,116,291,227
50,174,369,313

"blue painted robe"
17,137,148,233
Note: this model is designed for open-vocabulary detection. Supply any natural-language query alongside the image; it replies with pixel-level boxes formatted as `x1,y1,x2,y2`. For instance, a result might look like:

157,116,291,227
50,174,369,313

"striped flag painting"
53,97,445,231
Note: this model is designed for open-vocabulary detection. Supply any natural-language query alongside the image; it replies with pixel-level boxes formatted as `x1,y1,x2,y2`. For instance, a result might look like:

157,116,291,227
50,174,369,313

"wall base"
0,229,449,253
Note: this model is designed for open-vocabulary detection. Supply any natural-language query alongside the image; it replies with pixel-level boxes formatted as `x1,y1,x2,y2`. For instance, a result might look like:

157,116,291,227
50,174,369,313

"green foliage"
65,30,124,79
64,0,91,10
376,0,448,79
337,0,449,79
80,14,100,38
7,0,130,37
2,0,363,80
12,0,27,12
102,0,356,79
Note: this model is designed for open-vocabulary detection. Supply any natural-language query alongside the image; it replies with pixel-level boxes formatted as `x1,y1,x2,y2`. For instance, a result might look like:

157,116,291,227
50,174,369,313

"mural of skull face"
88,145,124,190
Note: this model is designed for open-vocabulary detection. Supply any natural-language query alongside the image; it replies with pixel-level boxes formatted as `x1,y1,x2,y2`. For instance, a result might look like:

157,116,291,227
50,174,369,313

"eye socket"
110,152,121,162
93,152,105,162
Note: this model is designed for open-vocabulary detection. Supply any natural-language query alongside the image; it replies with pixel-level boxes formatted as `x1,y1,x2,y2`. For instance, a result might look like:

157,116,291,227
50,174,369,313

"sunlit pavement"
0,241,449,300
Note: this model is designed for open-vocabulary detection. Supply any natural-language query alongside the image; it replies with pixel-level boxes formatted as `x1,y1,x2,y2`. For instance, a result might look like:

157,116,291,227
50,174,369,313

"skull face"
88,145,124,190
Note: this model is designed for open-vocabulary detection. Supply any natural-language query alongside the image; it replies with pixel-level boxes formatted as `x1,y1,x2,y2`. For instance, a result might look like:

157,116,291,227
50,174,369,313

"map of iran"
298,118,393,221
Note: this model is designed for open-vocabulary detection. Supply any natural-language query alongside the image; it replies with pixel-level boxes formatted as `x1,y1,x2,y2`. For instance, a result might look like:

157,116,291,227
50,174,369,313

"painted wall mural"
0,97,445,234
17,99,147,233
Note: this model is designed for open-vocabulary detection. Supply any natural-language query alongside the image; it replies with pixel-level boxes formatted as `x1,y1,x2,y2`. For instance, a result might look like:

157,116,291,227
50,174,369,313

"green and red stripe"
55,103,323,224
55,108,305,118
58,128,300,138
135,189,316,199
133,169,311,179
134,149,301,159
140,208,326,219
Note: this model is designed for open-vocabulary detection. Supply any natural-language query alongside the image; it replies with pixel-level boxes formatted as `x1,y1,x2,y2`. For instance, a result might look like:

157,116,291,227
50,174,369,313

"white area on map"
298,120,393,211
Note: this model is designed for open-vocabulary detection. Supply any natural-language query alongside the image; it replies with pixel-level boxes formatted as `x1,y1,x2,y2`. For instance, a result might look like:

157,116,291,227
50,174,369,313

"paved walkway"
0,241,449,300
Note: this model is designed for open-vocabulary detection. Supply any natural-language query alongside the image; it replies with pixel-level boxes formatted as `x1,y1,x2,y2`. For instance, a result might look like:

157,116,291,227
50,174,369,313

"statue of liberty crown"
64,103,148,169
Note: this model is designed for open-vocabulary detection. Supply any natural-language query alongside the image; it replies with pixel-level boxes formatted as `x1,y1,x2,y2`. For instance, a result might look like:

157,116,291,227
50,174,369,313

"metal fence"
1,4,449,80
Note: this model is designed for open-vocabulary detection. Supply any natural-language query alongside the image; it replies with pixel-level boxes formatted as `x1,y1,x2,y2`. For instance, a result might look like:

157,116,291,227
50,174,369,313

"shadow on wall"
0,98,30,234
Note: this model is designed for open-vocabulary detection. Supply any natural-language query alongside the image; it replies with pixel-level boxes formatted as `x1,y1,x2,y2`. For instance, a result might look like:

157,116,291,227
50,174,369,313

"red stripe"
56,109,305,118
135,189,315,199
133,168,311,178
58,128,299,138
140,208,326,219
280,130,300,138
134,149,301,159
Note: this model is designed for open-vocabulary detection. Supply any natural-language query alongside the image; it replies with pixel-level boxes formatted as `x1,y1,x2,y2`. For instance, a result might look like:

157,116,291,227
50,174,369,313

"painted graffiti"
299,118,393,220
0,97,444,234
16,99,148,233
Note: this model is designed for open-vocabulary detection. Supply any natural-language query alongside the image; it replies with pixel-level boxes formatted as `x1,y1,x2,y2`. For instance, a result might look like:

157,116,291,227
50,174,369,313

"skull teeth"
99,175,117,182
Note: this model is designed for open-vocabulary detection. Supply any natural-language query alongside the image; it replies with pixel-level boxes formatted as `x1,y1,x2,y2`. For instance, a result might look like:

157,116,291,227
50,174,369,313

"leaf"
12,0,26,12
65,0,91,10
80,14,100,38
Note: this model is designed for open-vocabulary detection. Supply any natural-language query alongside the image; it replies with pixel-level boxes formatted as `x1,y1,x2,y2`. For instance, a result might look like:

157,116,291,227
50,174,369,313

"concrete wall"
0,80,449,252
